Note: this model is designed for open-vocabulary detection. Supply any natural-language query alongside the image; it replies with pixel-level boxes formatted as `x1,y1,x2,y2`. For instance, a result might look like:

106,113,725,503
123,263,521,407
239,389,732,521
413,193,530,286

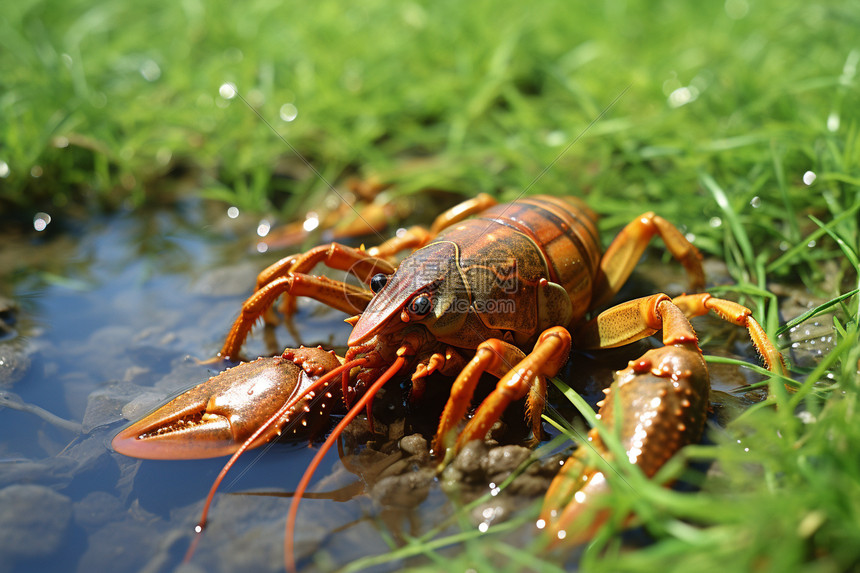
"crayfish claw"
540,344,710,544
112,349,343,460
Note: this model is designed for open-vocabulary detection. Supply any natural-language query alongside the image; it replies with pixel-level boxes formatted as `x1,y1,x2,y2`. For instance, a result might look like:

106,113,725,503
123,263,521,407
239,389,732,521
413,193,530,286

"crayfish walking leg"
539,293,784,544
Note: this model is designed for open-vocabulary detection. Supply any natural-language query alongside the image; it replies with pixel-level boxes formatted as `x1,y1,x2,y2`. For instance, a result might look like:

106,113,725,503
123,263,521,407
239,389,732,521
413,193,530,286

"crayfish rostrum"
113,194,785,570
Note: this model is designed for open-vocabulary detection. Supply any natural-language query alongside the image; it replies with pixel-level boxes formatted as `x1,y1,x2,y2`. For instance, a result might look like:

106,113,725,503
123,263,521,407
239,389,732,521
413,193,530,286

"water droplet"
30,165,43,178
802,171,816,185
257,219,271,237
685,232,696,242
227,206,240,219
33,212,51,232
0,160,9,178
827,112,840,132
545,130,566,146
256,242,269,253
750,196,761,208
303,214,320,232
535,519,546,530
478,522,489,533
53,136,69,148
807,239,816,248
61,53,73,67
219,82,237,100
279,103,298,122
140,59,161,82
668,86,699,108
709,216,722,228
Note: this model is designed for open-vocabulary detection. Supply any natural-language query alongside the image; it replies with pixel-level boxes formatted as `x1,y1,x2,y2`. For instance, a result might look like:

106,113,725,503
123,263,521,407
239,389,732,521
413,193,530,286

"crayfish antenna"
182,357,363,565
285,355,407,573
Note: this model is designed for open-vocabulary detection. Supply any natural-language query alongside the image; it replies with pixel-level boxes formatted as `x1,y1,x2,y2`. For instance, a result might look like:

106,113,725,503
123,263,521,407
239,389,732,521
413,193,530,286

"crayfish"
113,194,785,570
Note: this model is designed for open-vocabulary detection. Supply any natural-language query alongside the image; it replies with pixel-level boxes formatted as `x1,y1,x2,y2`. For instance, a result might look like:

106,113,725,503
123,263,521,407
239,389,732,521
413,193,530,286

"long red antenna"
285,355,407,573
183,356,367,563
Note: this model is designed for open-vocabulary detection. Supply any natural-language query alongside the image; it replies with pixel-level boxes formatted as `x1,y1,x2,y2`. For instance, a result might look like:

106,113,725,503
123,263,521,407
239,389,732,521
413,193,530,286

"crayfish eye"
370,273,388,293
409,295,432,317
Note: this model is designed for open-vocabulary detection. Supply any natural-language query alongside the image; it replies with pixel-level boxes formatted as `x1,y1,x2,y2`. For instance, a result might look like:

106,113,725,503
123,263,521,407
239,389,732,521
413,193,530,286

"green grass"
3,0,860,572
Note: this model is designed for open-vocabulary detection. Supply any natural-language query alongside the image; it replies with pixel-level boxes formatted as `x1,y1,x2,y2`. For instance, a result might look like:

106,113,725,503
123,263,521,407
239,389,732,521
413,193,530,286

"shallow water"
0,199,371,572
0,196,790,573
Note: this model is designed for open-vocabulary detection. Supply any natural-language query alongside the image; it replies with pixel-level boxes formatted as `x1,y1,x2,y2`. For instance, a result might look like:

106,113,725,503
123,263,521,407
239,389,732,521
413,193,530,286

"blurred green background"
3,0,857,262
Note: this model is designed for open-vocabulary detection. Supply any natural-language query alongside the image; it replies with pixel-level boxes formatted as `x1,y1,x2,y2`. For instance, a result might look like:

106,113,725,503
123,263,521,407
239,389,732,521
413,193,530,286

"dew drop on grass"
750,196,761,208
668,86,699,108
545,130,566,146
33,212,52,232
219,82,237,100
303,213,320,232
827,112,840,132
227,206,239,219
0,160,9,178
139,60,161,82
802,171,816,185
256,220,271,237
279,103,298,122
709,217,722,228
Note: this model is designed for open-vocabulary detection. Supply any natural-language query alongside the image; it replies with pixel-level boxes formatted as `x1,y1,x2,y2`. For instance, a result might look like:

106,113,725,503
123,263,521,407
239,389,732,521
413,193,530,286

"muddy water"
0,196,783,573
